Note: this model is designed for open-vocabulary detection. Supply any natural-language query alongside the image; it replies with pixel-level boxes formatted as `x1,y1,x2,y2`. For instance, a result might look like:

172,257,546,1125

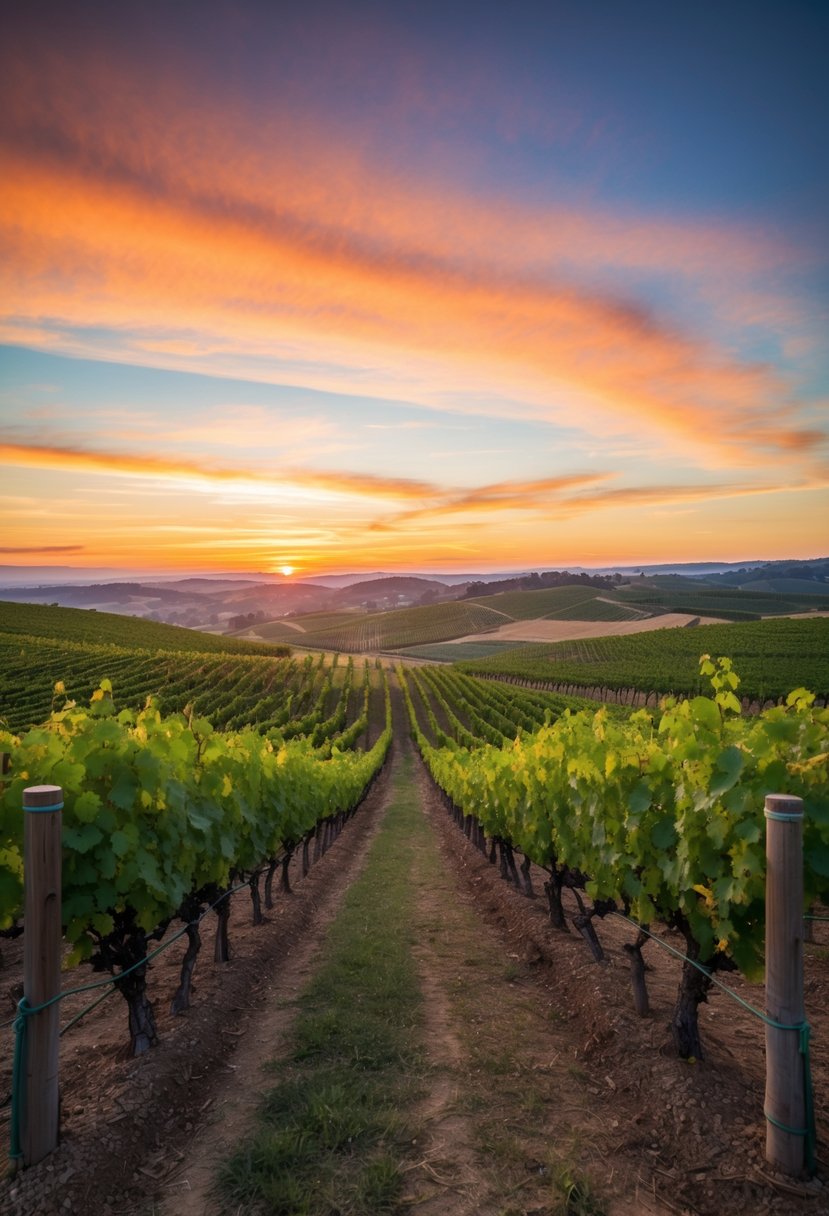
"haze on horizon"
1,0,827,578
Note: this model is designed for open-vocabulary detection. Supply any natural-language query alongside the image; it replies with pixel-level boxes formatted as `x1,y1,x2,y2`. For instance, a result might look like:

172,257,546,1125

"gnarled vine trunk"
170,921,201,1015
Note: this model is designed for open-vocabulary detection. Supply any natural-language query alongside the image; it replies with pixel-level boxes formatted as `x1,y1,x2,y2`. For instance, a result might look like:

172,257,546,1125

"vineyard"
0,601,290,656
0,663,392,1052
272,599,508,652
401,655,829,1058
613,581,829,620
0,599,401,740
1,603,828,1213
467,584,645,621
459,616,829,703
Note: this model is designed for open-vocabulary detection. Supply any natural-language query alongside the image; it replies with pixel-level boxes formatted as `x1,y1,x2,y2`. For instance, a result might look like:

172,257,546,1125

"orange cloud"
373,471,829,532
0,544,85,554
372,472,614,528
1,35,823,474
3,145,818,469
0,441,437,504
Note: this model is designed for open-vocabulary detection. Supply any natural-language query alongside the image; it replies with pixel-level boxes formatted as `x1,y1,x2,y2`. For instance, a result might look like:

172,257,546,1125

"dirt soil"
454,613,724,645
2,725,829,1215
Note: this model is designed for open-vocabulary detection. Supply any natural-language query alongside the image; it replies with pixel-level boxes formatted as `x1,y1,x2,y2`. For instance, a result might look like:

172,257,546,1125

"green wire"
614,911,816,1173
8,877,253,1163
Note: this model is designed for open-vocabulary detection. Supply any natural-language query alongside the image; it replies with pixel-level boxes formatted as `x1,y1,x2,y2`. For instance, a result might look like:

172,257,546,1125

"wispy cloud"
0,441,437,504
0,37,823,473
0,544,85,554
371,470,829,531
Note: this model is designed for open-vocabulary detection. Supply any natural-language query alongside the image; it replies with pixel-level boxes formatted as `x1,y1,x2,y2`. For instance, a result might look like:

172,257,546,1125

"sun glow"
279,565,295,576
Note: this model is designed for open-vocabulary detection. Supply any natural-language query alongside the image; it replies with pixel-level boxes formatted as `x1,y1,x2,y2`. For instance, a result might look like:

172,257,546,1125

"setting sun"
0,1,826,575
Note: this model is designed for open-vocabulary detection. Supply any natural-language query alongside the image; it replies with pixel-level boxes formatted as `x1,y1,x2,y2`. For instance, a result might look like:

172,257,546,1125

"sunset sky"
1,0,827,577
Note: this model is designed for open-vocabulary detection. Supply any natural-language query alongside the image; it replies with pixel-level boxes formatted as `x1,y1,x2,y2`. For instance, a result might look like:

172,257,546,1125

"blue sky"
1,0,826,574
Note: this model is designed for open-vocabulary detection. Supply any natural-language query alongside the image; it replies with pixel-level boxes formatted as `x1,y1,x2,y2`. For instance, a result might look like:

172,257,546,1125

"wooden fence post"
22,784,63,1166
764,793,809,1177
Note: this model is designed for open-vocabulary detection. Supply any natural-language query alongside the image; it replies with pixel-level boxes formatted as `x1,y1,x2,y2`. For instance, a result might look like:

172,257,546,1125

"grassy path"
218,750,428,1213
207,732,631,1216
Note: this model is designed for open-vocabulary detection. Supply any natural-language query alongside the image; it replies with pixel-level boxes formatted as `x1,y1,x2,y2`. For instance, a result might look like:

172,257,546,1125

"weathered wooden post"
764,793,810,1176
22,784,63,1166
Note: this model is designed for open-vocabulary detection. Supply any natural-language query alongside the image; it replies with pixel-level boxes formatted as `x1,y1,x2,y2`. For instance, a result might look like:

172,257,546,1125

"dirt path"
156,765,400,1216
404,750,661,1216
153,729,651,1216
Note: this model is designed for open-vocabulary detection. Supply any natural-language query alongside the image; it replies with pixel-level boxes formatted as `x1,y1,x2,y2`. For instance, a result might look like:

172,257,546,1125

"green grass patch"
218,755,427,1215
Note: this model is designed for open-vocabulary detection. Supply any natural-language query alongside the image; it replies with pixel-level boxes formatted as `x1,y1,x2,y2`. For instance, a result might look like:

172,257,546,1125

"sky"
1,0,827,577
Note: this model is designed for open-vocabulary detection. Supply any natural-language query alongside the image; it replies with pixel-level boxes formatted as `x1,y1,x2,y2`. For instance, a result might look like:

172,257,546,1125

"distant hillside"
0,578,338,629
0,581,196,606
614,577,829,620
0,574,459,631
260,600,507,652
0,600,291,656
463,569,613,598
467,585,641,621
332,576,452,608
699,557,829,589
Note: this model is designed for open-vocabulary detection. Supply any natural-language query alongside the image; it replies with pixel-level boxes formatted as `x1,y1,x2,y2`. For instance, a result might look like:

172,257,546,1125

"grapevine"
402,658,829,1057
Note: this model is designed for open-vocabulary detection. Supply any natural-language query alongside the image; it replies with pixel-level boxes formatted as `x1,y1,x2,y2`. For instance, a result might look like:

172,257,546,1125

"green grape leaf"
689,697,721,733
628,781,651,816
63,824,104,854
111,829,132,858
72,791,102,824
733,818,761,844
109,768,139,811
650,815,677,849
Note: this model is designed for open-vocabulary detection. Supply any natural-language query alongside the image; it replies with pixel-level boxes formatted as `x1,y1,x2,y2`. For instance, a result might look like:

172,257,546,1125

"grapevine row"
0,672,393,1054
400,658,829,1058
460,616,829,703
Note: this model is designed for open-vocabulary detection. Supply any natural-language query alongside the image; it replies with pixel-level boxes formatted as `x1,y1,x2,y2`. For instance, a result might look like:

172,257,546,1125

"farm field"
229,577,829,664
466,584,643,621
391,639,532,662
264,599,509,653
241,610,366,642
613,581,829,620
459,615,829,703
225,578,829,661
232,584,659,656
452,610,718,644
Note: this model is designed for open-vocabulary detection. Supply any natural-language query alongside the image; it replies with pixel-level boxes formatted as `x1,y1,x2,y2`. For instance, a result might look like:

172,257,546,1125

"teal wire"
613,911,816,1173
